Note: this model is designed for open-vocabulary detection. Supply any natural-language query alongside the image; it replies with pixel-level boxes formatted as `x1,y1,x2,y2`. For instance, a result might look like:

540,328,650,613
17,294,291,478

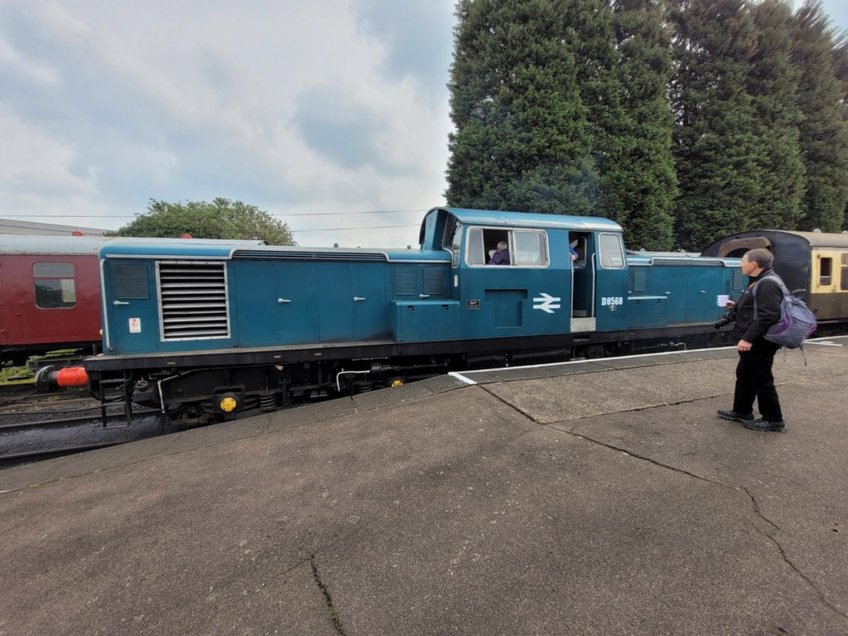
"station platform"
1,338,847,635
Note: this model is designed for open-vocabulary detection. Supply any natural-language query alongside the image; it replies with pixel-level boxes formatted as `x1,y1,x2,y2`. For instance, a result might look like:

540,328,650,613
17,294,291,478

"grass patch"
0,363,34,384
1,348,86,385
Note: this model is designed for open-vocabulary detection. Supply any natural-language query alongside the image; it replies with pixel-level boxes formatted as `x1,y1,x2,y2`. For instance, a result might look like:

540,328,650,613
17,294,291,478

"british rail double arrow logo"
532,292,561,314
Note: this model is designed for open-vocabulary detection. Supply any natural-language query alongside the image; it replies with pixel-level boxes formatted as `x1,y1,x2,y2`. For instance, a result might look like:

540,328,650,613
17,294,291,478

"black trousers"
732,342,783,422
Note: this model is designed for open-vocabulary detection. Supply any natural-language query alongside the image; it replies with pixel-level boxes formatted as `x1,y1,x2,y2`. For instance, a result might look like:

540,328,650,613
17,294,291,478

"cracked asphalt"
1,339,847,635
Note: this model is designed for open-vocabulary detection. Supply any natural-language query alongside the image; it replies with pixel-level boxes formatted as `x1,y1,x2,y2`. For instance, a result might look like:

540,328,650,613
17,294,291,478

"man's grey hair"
744,248,774,269
497,240,508,250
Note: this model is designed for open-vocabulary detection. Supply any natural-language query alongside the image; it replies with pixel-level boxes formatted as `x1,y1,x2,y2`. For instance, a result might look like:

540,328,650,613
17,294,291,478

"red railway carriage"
0,235,108,365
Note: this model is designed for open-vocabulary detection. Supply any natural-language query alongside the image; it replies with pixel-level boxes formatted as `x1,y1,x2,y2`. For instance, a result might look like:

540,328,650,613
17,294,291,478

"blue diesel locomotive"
85,207,744,424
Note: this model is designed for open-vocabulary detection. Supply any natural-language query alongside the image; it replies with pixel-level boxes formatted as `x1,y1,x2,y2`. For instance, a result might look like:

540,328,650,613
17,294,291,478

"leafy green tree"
600,0,677,250
791,0,848,232
446,0,600,215
746,0,805,230
670,0,761,249
109,198,296,245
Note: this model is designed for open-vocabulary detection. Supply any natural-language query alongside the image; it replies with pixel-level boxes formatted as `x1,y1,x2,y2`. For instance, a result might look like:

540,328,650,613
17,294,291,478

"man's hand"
737,339,752,352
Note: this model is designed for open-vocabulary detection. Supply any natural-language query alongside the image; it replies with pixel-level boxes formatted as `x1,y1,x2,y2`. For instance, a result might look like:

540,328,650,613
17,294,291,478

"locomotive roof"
433,207,623,232
229,246,447,262
99,238,266,258
102,241,447,262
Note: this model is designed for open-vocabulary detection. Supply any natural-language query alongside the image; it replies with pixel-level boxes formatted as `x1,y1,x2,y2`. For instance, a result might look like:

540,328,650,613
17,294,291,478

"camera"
712,309,736,329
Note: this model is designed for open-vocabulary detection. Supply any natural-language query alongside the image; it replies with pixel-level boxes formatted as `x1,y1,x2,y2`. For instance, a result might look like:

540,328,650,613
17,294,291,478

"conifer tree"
833,37,848,229
670,0,761,250
446,0,600,214
746,0,805,231
601,0,676,250
790,0,848,231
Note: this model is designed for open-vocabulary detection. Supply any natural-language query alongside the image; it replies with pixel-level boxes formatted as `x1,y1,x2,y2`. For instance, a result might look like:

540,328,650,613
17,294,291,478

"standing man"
717,248,787,432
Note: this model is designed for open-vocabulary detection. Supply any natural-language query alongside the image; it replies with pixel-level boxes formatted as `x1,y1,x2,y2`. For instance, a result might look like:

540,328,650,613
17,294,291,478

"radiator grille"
156,261,230,341
422,267,446,296
394,266,417,296
631,268,648,292
112,263,149,299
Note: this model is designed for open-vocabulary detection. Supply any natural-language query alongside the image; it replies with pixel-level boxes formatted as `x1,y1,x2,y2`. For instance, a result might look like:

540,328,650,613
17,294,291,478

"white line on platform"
452,346,731,379
447,335,845,381
448,372,477,385
804,340,844,347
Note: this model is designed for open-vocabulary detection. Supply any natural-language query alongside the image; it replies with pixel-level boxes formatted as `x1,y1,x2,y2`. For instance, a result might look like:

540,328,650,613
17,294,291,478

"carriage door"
570,232,596,332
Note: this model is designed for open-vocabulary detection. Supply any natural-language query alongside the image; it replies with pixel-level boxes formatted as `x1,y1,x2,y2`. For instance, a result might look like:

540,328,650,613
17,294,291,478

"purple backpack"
753,274,817,349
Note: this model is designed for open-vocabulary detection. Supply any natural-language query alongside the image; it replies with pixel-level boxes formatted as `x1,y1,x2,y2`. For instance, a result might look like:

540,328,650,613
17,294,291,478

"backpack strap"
751,272,787,320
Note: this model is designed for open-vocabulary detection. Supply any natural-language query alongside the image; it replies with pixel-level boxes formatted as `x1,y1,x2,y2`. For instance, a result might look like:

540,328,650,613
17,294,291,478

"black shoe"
717,409,754,423
743,418,787,433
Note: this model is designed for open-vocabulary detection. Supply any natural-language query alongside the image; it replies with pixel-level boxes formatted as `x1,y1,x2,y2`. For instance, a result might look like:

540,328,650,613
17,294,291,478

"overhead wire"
0,208,427,218
0,209,429,234
291,224,420,233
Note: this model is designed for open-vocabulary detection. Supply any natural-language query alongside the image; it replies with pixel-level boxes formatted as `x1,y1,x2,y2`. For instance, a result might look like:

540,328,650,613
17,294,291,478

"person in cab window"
569,244,578,262
490,241,510,265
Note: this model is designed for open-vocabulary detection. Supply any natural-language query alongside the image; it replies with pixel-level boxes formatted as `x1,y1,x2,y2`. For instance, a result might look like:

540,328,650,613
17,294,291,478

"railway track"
0,390,163,462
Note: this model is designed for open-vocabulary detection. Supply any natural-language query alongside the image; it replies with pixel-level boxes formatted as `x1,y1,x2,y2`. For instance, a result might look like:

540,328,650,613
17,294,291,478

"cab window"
512,230,548,266
450,222,463,268
33,262,76,308
466,227,487,265
466,227,549,267
598,233,625,269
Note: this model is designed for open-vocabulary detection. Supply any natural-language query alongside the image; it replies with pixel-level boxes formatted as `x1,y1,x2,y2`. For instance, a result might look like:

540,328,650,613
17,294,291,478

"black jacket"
731,269,784,342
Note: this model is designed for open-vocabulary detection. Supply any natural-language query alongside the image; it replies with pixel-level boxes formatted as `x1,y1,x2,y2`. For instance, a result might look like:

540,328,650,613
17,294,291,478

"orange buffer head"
53,366,89,388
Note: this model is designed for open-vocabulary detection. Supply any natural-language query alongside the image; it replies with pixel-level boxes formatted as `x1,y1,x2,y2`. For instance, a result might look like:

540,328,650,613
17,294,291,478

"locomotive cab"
420,207,631,340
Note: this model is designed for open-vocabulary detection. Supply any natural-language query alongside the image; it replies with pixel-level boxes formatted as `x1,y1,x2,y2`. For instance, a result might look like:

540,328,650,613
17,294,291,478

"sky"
1,1,846,248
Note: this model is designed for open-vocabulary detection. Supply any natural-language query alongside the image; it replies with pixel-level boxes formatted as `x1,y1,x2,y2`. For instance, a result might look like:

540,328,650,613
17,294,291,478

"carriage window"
512,230,549,266
33,262,76,308
820,257,832,286
842,253,848,291
598,233,625,269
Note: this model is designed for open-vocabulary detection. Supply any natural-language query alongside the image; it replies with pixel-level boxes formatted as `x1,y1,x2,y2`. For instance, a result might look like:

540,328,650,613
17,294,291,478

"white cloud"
0,105,94,193
0,35,60,85
0,0,455,246
1,0,845,247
